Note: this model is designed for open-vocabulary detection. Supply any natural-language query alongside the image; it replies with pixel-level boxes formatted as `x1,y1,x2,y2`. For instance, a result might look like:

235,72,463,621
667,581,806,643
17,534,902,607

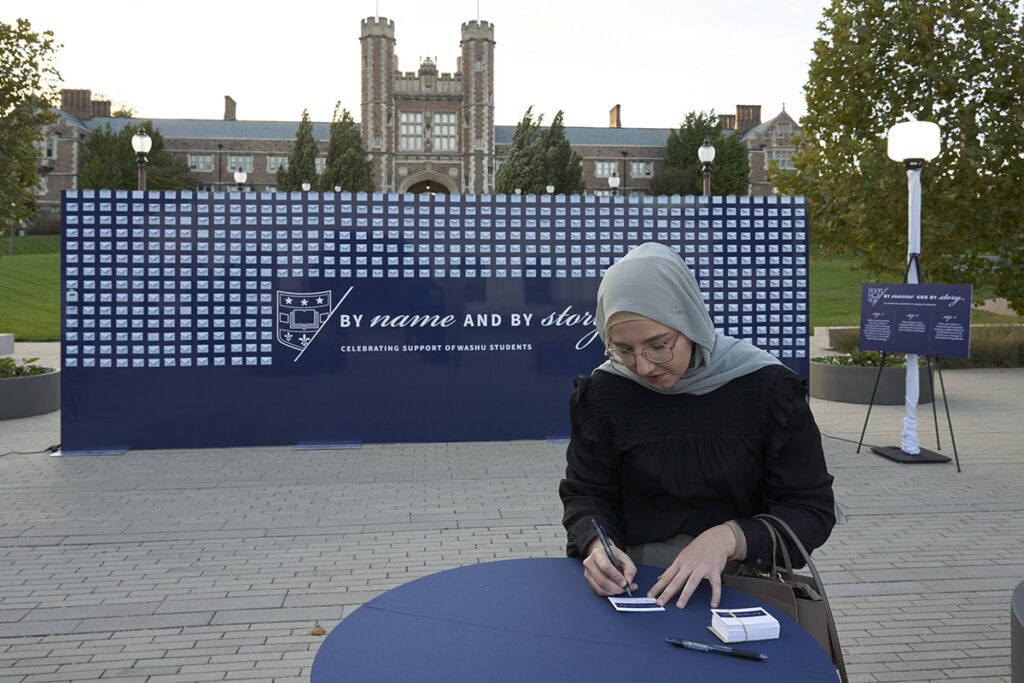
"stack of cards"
709,607,780,643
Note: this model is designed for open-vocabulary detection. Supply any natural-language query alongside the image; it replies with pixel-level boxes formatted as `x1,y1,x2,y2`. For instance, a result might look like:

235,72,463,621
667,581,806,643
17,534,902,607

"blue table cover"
312,557,838,682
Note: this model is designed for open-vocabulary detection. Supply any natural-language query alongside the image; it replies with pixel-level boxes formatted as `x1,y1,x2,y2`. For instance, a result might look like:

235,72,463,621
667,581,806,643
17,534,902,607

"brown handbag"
722,514,848,683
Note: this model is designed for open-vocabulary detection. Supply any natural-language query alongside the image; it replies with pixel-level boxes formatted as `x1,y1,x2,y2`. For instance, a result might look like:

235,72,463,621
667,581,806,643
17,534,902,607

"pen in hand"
665,637,767,661
591,519,632,597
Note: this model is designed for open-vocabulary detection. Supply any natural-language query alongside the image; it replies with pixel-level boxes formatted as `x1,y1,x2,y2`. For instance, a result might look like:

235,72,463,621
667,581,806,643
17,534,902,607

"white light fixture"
546,184,555,194
697,138,716,165
887,120,941,163
334,185,341,192
514,187,521,195
130,127,152,155
301,182,311,192
607,172,620,190
233,167,247,186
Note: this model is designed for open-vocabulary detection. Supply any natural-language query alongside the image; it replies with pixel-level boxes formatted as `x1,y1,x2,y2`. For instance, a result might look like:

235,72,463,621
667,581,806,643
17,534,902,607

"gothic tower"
360,17,396,191
460,20,495,193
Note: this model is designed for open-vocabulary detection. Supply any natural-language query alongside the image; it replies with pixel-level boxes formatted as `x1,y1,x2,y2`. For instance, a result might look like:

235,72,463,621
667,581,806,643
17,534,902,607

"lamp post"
131,127,152,191
607,171,620,196
233,167,247,193
301,182,311,192
884,119,942,461
546,184,555,194
698,137,715,197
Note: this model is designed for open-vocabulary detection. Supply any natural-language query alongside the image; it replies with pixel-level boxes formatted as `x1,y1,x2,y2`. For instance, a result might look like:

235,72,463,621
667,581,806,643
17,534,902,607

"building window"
593,189,613,196
631,161,653,177
315,157,326,174
433,112,457,152
767,149,795,170
36,137,55,158
594,161,618,178
187,154,214,173
227,154,253,173
373,135,382,148
475,137,484,150
267,155,288,173
399,112,423,151
475,59,482,70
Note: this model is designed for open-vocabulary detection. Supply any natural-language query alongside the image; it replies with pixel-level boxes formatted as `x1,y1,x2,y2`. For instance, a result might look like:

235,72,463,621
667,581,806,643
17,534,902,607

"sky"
14,0,832,129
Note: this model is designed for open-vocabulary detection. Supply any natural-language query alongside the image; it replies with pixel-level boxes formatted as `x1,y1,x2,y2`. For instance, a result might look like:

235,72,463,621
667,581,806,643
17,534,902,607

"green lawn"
0,252,61,341
0,237,1020,342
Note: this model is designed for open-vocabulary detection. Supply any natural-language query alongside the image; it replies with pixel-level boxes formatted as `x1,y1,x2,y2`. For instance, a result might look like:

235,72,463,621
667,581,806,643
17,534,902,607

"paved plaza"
1,342,1022,682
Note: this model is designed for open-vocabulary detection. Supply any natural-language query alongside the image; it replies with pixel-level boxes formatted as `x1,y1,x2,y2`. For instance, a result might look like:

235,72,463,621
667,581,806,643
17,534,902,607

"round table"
312,557,838,682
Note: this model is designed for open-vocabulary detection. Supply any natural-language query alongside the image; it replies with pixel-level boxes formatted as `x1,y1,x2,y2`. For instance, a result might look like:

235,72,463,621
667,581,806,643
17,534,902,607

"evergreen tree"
317,103,373,192
0,19,60,249
495,108,583,195
80,120,193,191
775,0,1024,313
649,111,749,196
276,109,319,191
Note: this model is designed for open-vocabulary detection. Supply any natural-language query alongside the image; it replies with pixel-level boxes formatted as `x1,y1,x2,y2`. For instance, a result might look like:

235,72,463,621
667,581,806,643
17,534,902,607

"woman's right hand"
582,537,638,596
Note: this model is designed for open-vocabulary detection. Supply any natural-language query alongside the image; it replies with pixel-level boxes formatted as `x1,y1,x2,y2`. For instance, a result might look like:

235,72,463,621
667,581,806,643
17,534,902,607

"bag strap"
757,517,795,582
755,514,848,683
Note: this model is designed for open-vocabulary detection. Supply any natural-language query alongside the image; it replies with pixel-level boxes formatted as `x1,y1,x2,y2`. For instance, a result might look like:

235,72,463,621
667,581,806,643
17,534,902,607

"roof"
495,125,673,147
740,110,798,141
82,117,334,140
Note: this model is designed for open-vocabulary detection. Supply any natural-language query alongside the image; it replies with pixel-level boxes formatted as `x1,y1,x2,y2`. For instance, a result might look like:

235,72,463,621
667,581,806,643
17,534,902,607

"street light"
131,127,152,191
546,184,555,194
607,171,620,196
233,167,247,193
881,119,942,462
301,182,311,192
698,137,716,196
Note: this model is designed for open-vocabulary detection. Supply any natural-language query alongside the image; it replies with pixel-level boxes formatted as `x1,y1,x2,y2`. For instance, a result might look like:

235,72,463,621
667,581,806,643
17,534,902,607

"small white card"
608,597,665,612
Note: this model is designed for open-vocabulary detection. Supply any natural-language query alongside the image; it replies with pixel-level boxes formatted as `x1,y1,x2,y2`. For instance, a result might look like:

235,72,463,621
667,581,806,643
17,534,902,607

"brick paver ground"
1,345,1021,682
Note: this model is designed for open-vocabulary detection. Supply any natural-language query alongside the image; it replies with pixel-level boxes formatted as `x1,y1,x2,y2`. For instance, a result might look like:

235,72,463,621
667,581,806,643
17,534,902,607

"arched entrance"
406,180,450,195
399,170,457,195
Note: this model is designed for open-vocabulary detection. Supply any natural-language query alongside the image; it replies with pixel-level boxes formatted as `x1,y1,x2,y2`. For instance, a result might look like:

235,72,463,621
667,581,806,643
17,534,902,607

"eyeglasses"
605,332,681,367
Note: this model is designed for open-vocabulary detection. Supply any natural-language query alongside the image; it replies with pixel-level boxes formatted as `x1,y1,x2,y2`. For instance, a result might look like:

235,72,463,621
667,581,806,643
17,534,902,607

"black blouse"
559,365,835,572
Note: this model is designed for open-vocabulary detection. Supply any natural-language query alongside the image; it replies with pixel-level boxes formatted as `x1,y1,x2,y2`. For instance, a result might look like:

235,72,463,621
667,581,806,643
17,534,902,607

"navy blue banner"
61,190,809,452
859,283,973,358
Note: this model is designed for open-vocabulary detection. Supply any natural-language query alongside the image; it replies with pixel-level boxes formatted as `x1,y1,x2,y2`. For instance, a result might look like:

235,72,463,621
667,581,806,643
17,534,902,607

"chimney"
91,99,111,118
609,104,622,128
735,105,762,134
718,114,736,131
224,95,237,121
61,89,94,120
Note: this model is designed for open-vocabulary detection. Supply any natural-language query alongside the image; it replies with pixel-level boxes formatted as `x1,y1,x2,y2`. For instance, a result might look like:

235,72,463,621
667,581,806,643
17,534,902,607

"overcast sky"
16,0,832,129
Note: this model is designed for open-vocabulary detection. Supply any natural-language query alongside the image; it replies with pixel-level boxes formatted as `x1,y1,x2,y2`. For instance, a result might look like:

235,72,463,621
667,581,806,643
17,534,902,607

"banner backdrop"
60,191,809,452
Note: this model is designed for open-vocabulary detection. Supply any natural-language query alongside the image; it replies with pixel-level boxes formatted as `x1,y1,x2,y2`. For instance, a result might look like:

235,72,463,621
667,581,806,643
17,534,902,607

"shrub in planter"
0,357,60,420
810,352,933,405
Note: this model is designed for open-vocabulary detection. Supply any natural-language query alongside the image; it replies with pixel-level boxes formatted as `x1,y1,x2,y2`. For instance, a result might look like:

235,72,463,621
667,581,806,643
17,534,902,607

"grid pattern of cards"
61,190,808,370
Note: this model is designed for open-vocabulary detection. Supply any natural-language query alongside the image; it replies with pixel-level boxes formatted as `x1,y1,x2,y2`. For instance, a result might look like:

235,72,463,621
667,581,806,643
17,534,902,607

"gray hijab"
594,242,781,395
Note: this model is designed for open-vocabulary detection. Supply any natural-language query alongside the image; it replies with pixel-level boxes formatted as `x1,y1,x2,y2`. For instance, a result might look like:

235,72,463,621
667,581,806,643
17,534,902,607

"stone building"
32,17,798,231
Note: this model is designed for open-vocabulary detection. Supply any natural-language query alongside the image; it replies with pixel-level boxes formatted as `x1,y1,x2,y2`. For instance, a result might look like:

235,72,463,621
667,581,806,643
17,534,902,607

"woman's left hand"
646,524,736,609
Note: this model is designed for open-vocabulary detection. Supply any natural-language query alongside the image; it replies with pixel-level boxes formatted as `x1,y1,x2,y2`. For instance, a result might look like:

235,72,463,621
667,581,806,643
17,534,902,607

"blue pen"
591,519,632,597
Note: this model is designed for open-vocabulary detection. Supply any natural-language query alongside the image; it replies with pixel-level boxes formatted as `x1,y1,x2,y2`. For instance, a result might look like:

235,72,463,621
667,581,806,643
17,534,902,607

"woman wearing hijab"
559,242,835,610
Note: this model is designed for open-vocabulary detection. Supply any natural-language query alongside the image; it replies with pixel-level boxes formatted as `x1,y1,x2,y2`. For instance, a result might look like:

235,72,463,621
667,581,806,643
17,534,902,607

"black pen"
665,637,767,661
591,519,632,597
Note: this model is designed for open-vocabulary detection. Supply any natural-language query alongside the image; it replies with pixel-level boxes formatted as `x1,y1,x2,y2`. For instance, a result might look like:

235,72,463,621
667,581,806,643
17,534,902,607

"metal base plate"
871,446,951,464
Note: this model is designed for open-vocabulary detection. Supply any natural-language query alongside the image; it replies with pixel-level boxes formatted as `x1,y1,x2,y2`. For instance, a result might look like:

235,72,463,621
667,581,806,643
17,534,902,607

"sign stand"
855,255,961,471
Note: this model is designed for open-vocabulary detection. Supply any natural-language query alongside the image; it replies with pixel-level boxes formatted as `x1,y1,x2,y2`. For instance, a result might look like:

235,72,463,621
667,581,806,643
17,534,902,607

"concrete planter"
0,370,61,420
810,360,932,405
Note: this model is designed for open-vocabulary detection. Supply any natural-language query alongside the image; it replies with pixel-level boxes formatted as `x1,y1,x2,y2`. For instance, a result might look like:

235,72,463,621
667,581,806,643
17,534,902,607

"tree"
0,18,60,249
494,108,584,195
317,103,373,192
79,120,193,191
648,111,750,196
774,0,1024,314
276,109,319,191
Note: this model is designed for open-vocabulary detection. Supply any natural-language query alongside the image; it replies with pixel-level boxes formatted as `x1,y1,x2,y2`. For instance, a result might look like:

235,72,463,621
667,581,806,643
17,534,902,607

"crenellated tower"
360,17,396,191
460,20,495,193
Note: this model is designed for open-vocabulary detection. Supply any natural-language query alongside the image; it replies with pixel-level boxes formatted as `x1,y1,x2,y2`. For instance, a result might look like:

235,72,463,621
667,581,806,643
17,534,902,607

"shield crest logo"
276,290,332,351
867,287,887,307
